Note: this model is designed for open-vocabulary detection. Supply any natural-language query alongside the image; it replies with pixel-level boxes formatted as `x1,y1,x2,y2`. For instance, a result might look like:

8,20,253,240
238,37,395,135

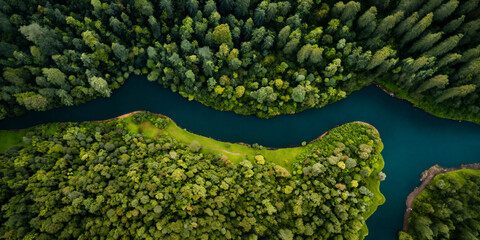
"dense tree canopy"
0,112,385,239
0,0,479,121
400,169,480,240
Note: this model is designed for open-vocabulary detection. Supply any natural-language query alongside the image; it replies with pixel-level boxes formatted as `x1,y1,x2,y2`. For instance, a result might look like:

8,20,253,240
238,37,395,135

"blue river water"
1,75,480,239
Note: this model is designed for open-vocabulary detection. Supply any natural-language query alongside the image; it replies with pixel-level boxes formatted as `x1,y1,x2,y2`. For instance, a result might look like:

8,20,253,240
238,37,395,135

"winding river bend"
1,76,480,239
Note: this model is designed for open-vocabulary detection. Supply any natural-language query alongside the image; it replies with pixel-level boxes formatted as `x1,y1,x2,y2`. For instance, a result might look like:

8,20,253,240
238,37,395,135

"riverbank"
373,80,480,126
402,163,480,232
1,111,382,170
91,110,380,154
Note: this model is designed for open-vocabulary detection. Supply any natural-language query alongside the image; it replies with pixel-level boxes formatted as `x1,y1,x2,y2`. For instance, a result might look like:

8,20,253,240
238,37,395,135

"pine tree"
250,27,266,46
395,12,419,36
331,1,346,18
443,15,465,34
460,19,480,39
374,11,404,38
456,58,480,80
436,53,462,68
366,46,394,70
424,34,463,57
279,1,292,16
309,47,324,65
394,0,424,15
377,57,399,75
265,3,278,23
431,223,450,239
460,44,480,62
262,35,274,50
186,0,199,15
19,23,62,56
297,44,312,64
340,1,361,25
457,0,480,16
400,13,433,47
159,0,174,16
433,0,459,22
277,26,291,49
371,0,391,11
283,38,300,56
418,0,443,17
403,56,435,73
296,0,313,17
218,0,234,15
408,32,443,54
234,0,250,17
203,0,217,16
112,43,129,62
357,6,377,29
134,0,154,16
148,16,161,40
435,84,476,103
253,7,266,26
243,18,254,39
57,89,73,106
415,75,449,94
413,216,434,240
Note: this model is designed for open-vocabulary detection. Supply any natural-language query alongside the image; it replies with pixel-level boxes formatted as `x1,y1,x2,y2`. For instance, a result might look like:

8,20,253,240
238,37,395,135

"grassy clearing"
0,130,26,154
165,121,254,163
114,113,319,171
165,121,304,170
118,114,307,171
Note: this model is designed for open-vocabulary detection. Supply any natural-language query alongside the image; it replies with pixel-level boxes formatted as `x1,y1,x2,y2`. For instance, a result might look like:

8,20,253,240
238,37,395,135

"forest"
0,0,479,120
400,169,480,240
0,112,385,239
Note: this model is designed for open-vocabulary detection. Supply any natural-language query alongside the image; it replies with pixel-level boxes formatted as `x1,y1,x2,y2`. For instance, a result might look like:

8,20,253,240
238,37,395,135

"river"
1,75,480,239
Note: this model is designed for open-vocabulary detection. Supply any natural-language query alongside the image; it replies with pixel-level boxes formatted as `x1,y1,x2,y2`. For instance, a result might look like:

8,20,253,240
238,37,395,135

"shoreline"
372,82,479,125
402,163,480,232
90,111,380,150
1,111,381,156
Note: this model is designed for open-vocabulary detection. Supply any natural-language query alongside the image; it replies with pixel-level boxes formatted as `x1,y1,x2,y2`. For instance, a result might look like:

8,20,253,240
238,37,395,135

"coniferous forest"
400,169,480,240
0,112,385,239
0,0,479,120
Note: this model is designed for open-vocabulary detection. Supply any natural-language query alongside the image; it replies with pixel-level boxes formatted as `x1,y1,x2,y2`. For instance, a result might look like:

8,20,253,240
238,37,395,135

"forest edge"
403,163,480,232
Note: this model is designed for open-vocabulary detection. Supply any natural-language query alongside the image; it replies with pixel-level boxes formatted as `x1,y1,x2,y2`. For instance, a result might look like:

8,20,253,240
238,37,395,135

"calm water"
1,75,480,239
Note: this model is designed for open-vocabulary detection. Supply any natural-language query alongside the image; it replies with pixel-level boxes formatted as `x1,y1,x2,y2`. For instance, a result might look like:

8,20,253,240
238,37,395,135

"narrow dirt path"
202,147,247,156
91,111,145,123
403,163,480,232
